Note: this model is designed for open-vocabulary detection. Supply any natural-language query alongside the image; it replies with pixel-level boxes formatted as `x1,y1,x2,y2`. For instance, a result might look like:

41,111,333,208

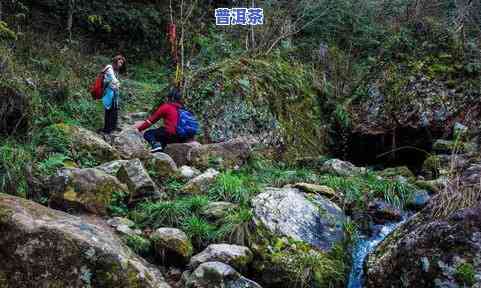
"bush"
0,142,32,197
0,85,31,136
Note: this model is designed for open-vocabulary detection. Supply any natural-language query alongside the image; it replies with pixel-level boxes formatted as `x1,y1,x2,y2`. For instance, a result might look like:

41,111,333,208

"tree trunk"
67,0,75,42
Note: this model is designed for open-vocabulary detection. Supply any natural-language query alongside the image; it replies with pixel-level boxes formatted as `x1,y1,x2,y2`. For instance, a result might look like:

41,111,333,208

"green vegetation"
122,235,153,258
455,262,476,287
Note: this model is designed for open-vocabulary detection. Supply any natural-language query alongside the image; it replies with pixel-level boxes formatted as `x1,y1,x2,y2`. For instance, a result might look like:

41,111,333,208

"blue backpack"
176,108,199,138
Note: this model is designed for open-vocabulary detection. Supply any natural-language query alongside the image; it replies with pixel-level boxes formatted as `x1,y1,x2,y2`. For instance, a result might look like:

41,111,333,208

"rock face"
56,124,120,162
185,262,262,288
117,159,163,202
112,128,150,160
0,194,171,288
182,169,220,195
292,182,340,199
252,187,345,251
189,244,253,271
49,168,128,216
164,142,202,167
188,139,254,170
365,206,481,288
148,153,178,180
151,228,193,265
320,159,364,177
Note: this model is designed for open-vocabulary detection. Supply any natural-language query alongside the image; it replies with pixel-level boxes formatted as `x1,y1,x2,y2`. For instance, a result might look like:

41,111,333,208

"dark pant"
103,104,118,133
144,128,187,149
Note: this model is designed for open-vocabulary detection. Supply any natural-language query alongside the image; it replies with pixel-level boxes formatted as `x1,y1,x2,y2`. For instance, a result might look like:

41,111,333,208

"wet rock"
151,228,193,265
201,202,238,220
320,159,364,177
188,139,255,170
252,187,345,251
365,206,481,288
367,200,402,224
406,190,431,211
55,124,120,162
182,169,220,195
117,159,163,202
188,244,253,271
112,128,150,160
179,165,201,180
0,194,171,288
164,142,202,167
148,153,178,180
48,168,128,216
185,262,262,288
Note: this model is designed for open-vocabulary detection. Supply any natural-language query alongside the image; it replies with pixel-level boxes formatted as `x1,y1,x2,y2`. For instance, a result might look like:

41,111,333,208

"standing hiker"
100,54,126,134
135,88,198,153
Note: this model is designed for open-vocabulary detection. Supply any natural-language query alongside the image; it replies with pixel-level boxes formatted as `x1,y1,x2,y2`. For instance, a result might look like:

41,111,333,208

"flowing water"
347,221,404,288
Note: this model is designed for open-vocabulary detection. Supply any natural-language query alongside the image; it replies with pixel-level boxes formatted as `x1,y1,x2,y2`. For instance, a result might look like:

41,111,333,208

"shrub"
0,142,32,197
181,216,217,248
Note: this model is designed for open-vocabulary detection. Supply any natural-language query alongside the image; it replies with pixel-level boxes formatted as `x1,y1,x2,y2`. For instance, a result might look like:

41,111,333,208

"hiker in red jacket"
135,88,190,152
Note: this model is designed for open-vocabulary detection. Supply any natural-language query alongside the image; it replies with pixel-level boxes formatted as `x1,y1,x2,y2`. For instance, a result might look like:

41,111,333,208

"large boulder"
184,262,262,288
182,169,220,195
188,244,253,271
365,206,481,288
179,166,201,181
0,194,171,288
112,128,150,160
55,124,120,162
188,139,255,170
151,228,193,265
164,142,202,167
252,187,345,251
48,168,128,216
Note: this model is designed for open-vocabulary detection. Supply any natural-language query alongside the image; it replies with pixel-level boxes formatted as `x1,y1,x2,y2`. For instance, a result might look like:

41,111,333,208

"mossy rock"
378,166,415,179
54,123,120,163
48,168,129,215
0,193,170,288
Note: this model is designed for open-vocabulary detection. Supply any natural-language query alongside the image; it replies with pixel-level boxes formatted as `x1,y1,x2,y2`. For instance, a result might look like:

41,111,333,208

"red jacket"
138,102,182,134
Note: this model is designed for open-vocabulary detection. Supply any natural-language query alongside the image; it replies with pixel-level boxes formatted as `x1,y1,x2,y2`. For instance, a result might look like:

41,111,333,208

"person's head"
112,55,127,73
167,88,182,103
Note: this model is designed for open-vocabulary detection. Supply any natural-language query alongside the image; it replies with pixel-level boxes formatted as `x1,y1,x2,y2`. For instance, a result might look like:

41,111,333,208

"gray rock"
189,244,253,271
164,142,202,167
117,159,163,202
365,206,481,288
179,165,201,180
201,202,238,220
182,169,220,195
48,168,129,216
107,217,135,228
188,138,256,170
112,128,150,160
96,159,129,175
151,228,193,264
321,159,364,177
252,187,345,251
185,262,262,288
0,194,171,288
148,153,178,180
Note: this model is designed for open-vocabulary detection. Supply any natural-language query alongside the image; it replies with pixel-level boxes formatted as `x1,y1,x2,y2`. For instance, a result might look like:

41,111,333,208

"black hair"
167,88,182,103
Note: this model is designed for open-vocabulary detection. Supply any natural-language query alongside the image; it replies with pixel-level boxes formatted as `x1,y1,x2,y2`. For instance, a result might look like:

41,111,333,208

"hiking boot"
151,146,163,153
150,142,163,153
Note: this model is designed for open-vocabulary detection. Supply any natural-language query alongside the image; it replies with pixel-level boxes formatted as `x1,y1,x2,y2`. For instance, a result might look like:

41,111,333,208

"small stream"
347,221,404,288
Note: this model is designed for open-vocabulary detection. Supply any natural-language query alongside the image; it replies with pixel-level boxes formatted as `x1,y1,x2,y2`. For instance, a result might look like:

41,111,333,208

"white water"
347,221,404,288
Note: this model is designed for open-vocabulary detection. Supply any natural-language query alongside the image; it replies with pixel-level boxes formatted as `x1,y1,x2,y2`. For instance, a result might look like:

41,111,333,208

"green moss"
378,166,415,179
455,263,476,286
0,21,17,41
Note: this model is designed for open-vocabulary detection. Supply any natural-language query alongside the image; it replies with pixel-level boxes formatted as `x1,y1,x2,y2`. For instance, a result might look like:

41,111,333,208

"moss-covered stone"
48,168,129,215
378,166,415,179
0,193,171,288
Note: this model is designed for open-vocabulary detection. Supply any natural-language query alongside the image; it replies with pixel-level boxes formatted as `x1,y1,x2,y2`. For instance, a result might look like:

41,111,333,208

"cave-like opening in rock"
345,126,435,174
